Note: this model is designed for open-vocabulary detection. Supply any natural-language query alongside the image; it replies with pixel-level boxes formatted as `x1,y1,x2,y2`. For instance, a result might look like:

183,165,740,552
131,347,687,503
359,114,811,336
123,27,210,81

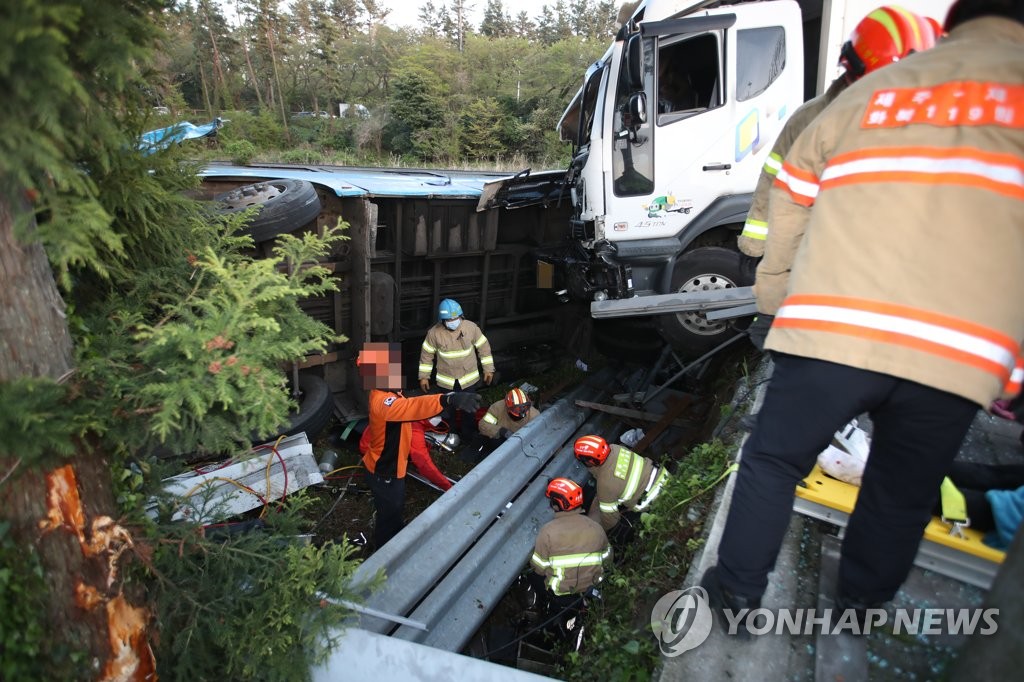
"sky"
381,0,572,29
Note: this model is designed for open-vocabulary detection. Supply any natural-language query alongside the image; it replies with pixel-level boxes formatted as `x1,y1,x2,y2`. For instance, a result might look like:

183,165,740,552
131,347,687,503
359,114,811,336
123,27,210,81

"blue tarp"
139,118,224,155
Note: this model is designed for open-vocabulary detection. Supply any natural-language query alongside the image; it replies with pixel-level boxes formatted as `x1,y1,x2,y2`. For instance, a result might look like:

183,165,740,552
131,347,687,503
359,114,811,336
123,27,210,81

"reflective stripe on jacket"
478,400,540,439
588,444,657,530
418,320,495,389
739,78,849,257
758,17,1024,406
531,509,610,596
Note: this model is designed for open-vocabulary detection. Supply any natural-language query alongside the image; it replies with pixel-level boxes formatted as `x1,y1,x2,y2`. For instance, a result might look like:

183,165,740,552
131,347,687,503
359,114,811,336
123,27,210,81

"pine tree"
480,0,512,37
0,1,359,678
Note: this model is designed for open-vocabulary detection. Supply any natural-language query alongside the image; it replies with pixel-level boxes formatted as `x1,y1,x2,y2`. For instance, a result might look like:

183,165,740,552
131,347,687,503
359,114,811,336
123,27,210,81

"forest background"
164,0,635,168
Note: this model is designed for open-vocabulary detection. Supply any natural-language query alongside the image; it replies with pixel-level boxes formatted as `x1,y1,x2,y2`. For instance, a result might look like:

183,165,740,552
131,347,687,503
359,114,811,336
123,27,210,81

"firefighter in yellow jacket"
741,6,940,349
530,478,610,602
478,387,540,441
419,298,494,438
704,0,1024,623
573,435,670,533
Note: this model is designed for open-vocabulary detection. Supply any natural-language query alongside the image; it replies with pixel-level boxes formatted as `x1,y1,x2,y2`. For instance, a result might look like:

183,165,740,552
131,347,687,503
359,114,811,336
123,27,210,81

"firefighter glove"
446,391,481,413
499,427,512,440
747,314,774,352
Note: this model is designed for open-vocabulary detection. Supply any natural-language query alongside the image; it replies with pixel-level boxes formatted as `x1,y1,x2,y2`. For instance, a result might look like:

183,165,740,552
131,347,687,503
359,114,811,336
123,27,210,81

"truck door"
603,2,802,245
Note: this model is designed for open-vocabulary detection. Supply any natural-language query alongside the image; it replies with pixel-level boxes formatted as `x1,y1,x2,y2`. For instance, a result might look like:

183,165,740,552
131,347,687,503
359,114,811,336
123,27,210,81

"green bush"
279,147,326,165
219,110,288,150
224,139,257,165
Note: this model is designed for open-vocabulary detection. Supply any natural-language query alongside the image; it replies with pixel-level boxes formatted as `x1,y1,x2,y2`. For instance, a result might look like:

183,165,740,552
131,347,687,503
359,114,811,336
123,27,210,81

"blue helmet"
438,298,463,321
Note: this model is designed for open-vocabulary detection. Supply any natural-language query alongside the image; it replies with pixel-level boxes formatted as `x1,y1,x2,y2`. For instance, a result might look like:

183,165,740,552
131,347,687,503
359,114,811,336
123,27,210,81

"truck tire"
212,179,321,243
656,247,754,355
254,373,335,443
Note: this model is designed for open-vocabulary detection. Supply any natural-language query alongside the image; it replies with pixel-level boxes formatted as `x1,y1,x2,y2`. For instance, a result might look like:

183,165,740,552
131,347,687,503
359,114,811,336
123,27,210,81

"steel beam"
590,286,755,319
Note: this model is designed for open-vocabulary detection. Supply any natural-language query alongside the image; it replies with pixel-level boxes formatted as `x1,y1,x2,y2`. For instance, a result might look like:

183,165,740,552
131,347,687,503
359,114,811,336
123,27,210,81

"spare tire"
253,373,335,443
213,179,322,243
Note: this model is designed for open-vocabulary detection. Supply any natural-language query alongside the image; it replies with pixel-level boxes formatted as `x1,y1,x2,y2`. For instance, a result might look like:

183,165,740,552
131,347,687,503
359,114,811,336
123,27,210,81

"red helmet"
925,16,945,41
546,477,584,512
839,6,938,81
505,387,531,419
574,435,610,467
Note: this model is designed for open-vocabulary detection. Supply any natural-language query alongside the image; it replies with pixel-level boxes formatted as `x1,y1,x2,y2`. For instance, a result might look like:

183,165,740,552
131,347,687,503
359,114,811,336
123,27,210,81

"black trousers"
717,353,978,605
365,472,406,549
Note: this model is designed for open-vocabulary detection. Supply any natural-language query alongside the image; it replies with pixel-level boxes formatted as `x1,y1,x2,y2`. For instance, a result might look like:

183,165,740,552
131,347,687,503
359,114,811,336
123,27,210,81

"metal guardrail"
339,369,616,647
590,286,755,319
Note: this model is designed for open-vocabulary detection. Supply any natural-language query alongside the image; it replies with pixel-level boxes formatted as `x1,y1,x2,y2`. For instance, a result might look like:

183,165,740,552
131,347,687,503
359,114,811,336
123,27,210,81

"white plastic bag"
816,420,870,486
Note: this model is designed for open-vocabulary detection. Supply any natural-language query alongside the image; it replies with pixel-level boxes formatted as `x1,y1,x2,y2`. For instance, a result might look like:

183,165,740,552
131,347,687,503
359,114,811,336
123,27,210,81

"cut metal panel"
156,433,322,523
311,627,557,682
201,164,516,199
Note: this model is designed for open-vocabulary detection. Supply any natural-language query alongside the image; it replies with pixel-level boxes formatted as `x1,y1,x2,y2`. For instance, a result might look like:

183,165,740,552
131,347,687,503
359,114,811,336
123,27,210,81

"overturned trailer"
196,163,580,418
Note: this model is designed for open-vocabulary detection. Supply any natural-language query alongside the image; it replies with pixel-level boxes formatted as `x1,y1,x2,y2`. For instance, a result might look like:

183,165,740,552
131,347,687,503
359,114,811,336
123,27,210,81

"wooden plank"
294,352,338,370
575,399,697,429
633,394,694,453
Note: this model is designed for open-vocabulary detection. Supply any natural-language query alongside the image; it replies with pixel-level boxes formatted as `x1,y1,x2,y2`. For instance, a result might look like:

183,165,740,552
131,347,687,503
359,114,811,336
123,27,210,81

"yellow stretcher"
793,464,1006,589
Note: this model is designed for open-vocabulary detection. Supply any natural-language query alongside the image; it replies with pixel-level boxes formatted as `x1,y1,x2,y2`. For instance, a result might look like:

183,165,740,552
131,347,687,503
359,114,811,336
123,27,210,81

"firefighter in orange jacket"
357,342,480,548
704,0,1024,623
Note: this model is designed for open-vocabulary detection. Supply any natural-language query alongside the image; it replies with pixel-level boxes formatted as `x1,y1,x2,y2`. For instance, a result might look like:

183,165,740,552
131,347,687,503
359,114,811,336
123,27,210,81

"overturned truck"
197,163,581,418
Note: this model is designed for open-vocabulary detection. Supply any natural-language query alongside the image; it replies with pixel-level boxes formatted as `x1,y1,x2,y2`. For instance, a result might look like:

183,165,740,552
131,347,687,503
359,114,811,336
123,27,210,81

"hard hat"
438,298,463,321
546,477,584,512
574,434,611,467
505,387,531,418
839,6,938,80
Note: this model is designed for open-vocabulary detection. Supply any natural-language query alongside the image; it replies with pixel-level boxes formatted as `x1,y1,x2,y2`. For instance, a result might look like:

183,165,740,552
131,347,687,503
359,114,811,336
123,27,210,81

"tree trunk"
266,24,290,133
0,186,155,680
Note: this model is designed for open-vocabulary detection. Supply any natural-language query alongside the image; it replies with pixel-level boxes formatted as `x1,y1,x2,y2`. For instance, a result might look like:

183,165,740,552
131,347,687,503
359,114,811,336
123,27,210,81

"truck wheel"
253,374,335,443
212,179,321,243
656,247,753,355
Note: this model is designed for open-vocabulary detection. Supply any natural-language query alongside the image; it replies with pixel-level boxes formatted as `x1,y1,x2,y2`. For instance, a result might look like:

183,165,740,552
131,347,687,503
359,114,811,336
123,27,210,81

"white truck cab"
481,0,954,355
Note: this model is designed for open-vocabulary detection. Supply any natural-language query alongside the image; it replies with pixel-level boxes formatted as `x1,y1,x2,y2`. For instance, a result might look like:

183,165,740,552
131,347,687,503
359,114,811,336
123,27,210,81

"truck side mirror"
624,34,644,92
628,92,648,127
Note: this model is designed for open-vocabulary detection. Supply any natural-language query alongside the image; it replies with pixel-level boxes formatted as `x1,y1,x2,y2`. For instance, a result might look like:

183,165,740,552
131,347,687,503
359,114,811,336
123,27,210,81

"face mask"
444,319,461,331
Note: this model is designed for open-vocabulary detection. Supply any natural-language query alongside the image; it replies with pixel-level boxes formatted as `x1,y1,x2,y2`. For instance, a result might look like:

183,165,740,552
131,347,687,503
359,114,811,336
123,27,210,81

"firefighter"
357,342,480,548
704,0,1024,625
478,387,540,442
573,435,671,539
530,478,611,607
418,298,495,439
740,6,940,349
